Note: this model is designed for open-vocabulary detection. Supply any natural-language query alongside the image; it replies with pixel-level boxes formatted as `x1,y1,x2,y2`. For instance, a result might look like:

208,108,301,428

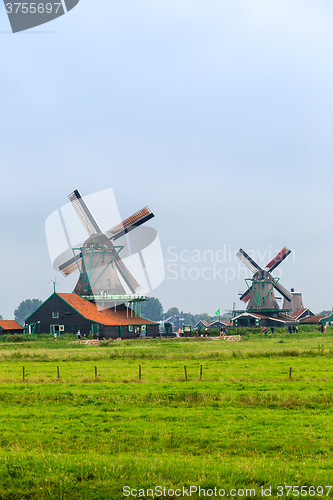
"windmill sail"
105,207,154,240
68,190,102,236
274,281,293,301
237,249,262,274
239,288,252,303
266,247,291,273
114,254,141,293
59,254,82,276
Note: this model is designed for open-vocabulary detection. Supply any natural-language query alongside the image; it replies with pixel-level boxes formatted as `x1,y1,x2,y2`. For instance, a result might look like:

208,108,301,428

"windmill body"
246,270,280,310
74,233,126,296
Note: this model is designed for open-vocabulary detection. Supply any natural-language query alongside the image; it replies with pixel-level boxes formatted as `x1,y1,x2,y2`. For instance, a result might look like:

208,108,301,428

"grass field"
1,330,333,499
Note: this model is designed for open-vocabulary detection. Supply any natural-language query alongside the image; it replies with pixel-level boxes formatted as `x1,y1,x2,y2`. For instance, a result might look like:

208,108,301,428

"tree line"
14,299,42,326
141,298,232,325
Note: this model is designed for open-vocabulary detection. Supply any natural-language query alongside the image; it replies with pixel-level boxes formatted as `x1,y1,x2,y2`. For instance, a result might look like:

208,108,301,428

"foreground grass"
0,332,333,498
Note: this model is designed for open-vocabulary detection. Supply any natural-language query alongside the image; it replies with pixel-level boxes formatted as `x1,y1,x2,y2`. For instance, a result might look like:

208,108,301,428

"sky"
1,0,333,319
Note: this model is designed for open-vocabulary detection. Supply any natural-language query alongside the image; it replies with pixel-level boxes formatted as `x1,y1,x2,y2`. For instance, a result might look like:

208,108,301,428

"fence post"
200,365,203,380
139,365,142,381
23,366,25,382
95,366,97,380
184,366,187,380
57,366,60,380
289,367,292,380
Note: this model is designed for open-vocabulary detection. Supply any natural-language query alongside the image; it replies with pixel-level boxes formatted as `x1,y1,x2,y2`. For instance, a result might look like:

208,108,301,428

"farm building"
194,320,210,330
208,319,231,329
320,313,333,326
163,314,186,332
289,308,315,322
0,320,24,335
25,292,159,339
231,312,287,328
299,314,327,326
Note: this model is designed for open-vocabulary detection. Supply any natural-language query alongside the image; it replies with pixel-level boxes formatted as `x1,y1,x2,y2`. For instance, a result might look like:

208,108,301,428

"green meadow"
0,331,333,499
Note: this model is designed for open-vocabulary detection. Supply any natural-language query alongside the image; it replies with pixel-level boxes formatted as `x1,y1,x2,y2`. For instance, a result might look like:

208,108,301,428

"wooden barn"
25,292,159,339
231,312,286,328
0,320,24,335
289,308,315,322
209,319,231,329
194,320,210,330
299,314,327,326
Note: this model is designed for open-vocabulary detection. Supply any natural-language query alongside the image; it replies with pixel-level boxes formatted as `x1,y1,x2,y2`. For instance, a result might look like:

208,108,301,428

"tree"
221,312,232,320
318,310,331,316
14,299,42,326
184,312,195,325
140,297,164,322
0,315,2,321
164,307,180,318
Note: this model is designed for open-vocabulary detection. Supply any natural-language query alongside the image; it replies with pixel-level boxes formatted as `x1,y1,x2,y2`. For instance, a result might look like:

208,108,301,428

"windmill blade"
113,254,141,293
239,288,252,302
274,281,293,301
59,254,83,276
105,207,154,241
237,249,262,274
266,247,291,272
68,190,102,236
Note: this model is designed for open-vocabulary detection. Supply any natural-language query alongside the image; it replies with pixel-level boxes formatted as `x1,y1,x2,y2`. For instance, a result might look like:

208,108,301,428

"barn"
231,312,286,328
0,320,24,335
25,292,159,339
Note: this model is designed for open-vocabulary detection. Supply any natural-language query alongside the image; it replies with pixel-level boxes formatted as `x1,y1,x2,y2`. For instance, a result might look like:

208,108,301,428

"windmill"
58,189,154,300
237,247,293,311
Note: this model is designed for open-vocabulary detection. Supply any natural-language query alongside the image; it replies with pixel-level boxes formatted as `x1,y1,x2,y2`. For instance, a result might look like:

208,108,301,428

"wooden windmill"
58,190,154,298
237,247,293,311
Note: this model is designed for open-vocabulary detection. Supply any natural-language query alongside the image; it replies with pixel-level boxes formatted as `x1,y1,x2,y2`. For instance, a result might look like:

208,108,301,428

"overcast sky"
1,0,333,319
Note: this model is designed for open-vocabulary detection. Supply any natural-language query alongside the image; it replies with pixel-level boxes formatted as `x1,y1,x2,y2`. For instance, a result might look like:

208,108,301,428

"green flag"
215,308,220,316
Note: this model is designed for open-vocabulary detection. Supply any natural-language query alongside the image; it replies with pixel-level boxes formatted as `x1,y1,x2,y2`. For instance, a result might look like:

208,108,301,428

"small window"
128,325,133,332
107,279,111,286
52,311,59,319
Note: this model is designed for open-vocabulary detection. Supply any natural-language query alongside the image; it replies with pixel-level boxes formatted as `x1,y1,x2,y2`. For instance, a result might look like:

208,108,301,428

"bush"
8,334,22,342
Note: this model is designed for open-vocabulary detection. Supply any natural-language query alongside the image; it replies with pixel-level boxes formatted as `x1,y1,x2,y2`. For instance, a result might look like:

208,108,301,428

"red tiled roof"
290,308,306,319
300,314,326,324
289,308,314,320
58,293,157,326
0,320,24,330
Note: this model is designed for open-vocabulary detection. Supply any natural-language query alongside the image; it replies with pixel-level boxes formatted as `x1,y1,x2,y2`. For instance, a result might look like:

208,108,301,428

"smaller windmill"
237,247,293,311
58,190,154,300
